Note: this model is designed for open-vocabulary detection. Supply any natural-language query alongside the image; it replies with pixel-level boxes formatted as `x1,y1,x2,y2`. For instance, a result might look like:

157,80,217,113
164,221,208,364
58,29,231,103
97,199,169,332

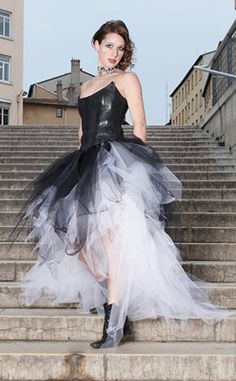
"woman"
10,20,234,349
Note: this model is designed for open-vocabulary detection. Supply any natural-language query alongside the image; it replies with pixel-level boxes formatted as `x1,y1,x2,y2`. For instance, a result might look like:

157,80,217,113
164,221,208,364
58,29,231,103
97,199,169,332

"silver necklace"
97,66,118,76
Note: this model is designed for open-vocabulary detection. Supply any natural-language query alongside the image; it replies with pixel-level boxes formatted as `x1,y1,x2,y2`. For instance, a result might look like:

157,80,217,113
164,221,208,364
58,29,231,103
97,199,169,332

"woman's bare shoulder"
117,71,140,84
117,72,142,96
119,71,141,90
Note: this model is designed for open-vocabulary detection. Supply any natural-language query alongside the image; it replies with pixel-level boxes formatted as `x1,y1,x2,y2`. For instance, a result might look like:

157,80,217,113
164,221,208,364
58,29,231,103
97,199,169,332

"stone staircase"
0,124,235,380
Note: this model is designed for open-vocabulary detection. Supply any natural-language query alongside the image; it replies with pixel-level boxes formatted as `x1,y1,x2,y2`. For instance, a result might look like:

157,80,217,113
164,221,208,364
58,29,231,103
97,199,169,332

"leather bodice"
78,81,128,150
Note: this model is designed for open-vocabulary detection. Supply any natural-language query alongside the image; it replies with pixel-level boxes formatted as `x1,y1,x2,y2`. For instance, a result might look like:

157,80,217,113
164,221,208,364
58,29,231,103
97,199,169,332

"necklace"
97,66,118,76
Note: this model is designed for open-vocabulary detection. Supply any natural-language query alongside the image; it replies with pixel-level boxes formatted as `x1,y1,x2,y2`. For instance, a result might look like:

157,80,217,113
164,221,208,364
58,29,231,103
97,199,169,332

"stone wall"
200,81,236,155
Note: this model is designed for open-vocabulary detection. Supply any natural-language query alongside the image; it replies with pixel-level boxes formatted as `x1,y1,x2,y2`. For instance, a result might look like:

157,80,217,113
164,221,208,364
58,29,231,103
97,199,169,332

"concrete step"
159,151,232,157
164,157,236,164
0,341,235,380
0,164,48,171
1,156,236,166
0,125,79,130
0,151,66,158
0,150,232,158
0,125,203,130
0,242,36,259
0,177,236,191
2,210,236,227
168,164,236,171
166,212,236,227
0,308,235,342
1,241,236,261
0,188,236,200
0,281,235,309
0,180,32,189
182,180,236,189
0,146,77,152
176,242,236,261
0,131,211,138
168,199,236,212
166,226,236,243
174,171,236,180
1,158,236,169
0,145,230,152
2,225,236,243
183,260,236,282
0,157,63,164
0,136,217,142
0,139,221,147
1,198,236,213
180,189,236,199
0,259,235,283
1,163,236,172
1,170,236,181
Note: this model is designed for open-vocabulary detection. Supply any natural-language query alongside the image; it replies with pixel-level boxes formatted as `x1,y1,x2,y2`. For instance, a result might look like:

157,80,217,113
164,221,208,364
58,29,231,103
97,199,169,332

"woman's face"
94,32,125,68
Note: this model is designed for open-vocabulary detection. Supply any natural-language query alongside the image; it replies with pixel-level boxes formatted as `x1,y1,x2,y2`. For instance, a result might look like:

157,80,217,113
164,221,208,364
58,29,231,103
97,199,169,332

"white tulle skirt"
10,137,234,347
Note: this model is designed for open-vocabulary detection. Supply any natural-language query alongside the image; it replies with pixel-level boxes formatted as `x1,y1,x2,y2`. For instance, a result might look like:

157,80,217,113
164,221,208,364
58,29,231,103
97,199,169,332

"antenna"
165,80,169,124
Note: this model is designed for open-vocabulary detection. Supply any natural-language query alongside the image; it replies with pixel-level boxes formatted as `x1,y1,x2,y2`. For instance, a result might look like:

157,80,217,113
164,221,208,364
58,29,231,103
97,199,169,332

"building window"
0,10,11,38
195,94,198,112
56,106,62,118
187,79,190,94
182,109,184,125
199,89,203,107
191,74,194,91
191,98,194,115
194,71,198,86
0,55,10,82
0,106,9,125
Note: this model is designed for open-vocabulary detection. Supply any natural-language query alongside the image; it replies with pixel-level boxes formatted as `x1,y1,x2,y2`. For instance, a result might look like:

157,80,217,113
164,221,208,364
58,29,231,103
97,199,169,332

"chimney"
71,59,81,101
56,80,63,101
67,83,76,105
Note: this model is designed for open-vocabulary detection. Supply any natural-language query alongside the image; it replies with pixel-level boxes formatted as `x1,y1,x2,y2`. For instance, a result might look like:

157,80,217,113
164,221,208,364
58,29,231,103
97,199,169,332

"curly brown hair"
91,20,136,71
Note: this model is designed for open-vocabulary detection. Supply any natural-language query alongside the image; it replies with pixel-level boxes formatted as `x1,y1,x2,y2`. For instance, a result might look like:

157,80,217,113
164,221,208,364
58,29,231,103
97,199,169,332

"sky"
24,0,236,125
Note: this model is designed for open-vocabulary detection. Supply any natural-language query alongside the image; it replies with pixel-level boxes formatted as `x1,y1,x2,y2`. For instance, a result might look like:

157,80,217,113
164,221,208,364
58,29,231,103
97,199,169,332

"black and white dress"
11,80,234,347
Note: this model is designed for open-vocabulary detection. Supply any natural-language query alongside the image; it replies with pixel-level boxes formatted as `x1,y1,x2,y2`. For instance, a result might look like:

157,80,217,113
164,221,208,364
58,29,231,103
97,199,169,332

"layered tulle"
9,136,235,348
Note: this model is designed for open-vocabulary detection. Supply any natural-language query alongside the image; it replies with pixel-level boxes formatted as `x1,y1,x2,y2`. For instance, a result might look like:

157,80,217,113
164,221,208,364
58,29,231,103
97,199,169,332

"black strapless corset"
78,81,128,150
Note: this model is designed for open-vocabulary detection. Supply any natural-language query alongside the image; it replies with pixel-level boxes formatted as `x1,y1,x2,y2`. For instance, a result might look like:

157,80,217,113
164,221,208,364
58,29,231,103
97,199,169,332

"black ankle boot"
90,302,112,349
123,316,132,336
90,304,132,349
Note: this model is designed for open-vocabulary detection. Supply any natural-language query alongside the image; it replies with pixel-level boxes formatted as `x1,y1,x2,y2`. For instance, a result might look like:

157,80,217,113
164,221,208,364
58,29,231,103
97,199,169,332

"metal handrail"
194,65,236,79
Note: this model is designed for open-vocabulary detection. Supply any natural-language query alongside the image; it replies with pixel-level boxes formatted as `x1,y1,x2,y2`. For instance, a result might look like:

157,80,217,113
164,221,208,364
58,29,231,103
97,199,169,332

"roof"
27,68,95,97
169,50,216,97
23,98,77,108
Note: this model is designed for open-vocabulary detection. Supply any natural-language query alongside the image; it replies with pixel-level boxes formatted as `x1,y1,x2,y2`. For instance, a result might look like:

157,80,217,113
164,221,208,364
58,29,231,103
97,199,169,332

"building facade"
170,51,215,126
200,18,236,154
0,0,24,125
23,59,94,125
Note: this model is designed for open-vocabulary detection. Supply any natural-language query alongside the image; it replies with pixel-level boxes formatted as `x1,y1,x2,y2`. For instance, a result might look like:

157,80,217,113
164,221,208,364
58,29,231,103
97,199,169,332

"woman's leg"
78,229,119,304
100,228,119,305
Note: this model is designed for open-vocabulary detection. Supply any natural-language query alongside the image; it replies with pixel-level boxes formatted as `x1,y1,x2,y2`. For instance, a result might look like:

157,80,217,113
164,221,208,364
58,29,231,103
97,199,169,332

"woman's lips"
108,58,116,64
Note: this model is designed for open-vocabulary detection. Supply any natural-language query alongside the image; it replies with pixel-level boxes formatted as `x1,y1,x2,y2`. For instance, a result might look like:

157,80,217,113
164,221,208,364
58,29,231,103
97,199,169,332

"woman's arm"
78,111,83,146
122,72,147,143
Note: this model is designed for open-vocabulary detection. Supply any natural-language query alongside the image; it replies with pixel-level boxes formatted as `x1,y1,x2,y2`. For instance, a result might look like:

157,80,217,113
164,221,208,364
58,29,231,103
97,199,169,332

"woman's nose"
111,49,119,57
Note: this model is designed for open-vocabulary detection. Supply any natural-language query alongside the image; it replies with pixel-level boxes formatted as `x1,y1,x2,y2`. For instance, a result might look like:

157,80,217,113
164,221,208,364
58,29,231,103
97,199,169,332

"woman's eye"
105,44,125,52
